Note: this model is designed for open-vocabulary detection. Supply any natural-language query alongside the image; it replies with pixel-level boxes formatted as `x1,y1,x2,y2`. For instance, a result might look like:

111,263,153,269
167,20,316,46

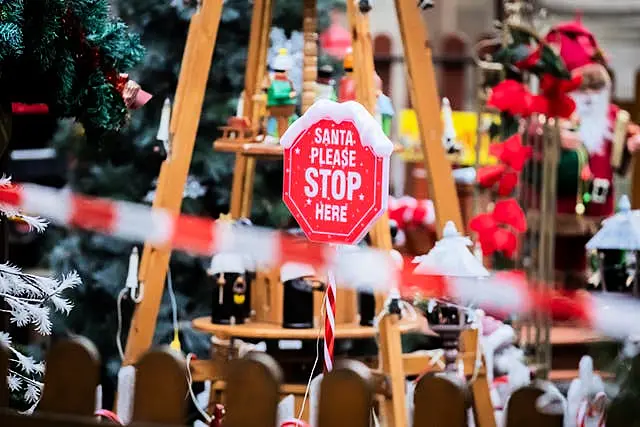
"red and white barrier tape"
2,183,640,340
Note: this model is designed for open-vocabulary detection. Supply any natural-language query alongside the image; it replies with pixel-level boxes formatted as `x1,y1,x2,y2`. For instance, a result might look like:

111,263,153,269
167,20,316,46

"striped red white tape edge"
3,183,640,340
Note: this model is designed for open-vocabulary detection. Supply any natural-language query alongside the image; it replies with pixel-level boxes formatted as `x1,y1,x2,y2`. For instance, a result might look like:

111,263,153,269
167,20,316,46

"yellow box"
397,109,498,166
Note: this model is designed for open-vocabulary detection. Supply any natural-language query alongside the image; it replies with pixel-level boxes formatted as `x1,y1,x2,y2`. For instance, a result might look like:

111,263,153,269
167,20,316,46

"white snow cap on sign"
280,262,316,283
413,221,490,277
279,99,394,158
208,253,246,275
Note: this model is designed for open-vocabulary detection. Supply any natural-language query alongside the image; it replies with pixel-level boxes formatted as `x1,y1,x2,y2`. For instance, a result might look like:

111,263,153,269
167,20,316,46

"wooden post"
302,0,318,113
345,1,393,318
123,0,223,366
231,0,274,218
377,315,408,427
394,0,464,236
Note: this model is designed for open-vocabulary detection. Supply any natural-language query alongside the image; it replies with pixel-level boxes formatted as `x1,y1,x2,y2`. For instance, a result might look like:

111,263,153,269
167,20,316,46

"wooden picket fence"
0,336,570,427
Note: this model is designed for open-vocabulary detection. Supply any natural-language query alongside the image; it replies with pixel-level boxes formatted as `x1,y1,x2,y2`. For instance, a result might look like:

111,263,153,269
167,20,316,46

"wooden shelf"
213,138,405,158
192,317,419,340
526,210,604,237
550,325,608,345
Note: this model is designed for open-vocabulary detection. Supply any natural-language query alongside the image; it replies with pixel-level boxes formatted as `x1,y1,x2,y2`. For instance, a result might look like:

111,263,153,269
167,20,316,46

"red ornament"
319,23,351,59
487,80,534,117
281,102,392,245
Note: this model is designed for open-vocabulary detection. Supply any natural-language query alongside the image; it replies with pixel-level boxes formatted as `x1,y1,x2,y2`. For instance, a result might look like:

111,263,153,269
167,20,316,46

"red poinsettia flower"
476,164,507,188
530,74,582,119
497,170,518,197
489,134,532,172
514,46,541,70
487,80,534,117
492,198,527,233
493,228,518,259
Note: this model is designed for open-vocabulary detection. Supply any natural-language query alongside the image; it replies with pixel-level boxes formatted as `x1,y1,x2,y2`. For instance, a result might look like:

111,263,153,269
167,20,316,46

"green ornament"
583,193,591,203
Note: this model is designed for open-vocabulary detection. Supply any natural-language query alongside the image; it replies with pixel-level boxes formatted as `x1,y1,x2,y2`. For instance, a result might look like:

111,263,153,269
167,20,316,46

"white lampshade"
587,195,640,251
280,262,316,283
208,253,245,275
413,221,490,278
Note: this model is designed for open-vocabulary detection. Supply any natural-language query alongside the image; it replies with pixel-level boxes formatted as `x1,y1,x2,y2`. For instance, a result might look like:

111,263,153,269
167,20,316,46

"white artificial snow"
280,99,394,158
0,187,79,407
413,221,490,278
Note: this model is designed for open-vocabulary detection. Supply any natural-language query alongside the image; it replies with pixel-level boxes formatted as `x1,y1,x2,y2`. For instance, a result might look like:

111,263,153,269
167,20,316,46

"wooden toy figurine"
374,73,394,138
267,48,297,137
338,48,356,102
208,252,248,325
280,262,325,329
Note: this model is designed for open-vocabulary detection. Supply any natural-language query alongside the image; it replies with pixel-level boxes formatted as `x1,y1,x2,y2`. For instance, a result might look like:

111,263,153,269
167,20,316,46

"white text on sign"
303,125,362,223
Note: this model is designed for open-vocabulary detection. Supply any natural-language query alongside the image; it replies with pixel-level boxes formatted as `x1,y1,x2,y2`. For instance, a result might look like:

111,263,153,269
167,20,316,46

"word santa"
304,125,363,223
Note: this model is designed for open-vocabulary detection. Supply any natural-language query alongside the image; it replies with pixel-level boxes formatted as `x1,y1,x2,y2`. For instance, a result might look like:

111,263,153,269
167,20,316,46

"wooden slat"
413,374,468,427
461,331,496,427
225,353,282,427
190,358,225,382
124,0,224,366
131,347,187,425
39,337,100,417
230,0,274,218
318,361,374,427
394,0,463,236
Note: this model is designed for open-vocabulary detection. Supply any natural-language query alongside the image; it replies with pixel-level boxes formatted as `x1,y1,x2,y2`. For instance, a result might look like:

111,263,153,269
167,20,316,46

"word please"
309,147,356,168
304,168,362,201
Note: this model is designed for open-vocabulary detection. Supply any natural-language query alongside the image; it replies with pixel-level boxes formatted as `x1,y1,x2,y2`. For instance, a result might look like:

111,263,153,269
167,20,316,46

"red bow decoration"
470,198,527,259
105,72,152,110
477,134,532,196
530,74,582,119
487,80,534,117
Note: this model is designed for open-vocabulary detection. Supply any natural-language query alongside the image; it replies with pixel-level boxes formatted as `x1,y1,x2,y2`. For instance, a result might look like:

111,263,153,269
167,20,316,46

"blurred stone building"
368,1,640,117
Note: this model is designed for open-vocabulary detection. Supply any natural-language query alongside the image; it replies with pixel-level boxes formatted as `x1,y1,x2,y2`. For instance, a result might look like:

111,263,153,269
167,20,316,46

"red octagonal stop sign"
281,100,393,244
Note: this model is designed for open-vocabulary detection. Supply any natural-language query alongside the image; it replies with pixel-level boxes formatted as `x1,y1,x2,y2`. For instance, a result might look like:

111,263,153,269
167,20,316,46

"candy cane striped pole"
324,269,337,372
3,183,640,340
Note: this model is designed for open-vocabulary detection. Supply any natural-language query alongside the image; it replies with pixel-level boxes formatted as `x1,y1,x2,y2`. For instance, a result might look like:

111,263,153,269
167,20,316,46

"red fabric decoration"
492,199,527,233
493,228,518,259
469,213,498,236
487,80,533,117
530,74,582,119
476,164,507,188
11,103,49,115
497,170,519,197
489,134,532,172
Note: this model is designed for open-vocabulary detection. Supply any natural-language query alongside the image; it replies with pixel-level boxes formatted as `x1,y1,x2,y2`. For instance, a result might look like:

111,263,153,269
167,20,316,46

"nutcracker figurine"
208,252,248,325
315,64,337,101
280,262,325,329
532,18,640,287
267,48,297,138
374,73,394,138
338,48,356,102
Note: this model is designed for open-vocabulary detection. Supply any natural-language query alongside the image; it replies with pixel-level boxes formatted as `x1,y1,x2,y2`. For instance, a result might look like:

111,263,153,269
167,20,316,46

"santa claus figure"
541,19,640,286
